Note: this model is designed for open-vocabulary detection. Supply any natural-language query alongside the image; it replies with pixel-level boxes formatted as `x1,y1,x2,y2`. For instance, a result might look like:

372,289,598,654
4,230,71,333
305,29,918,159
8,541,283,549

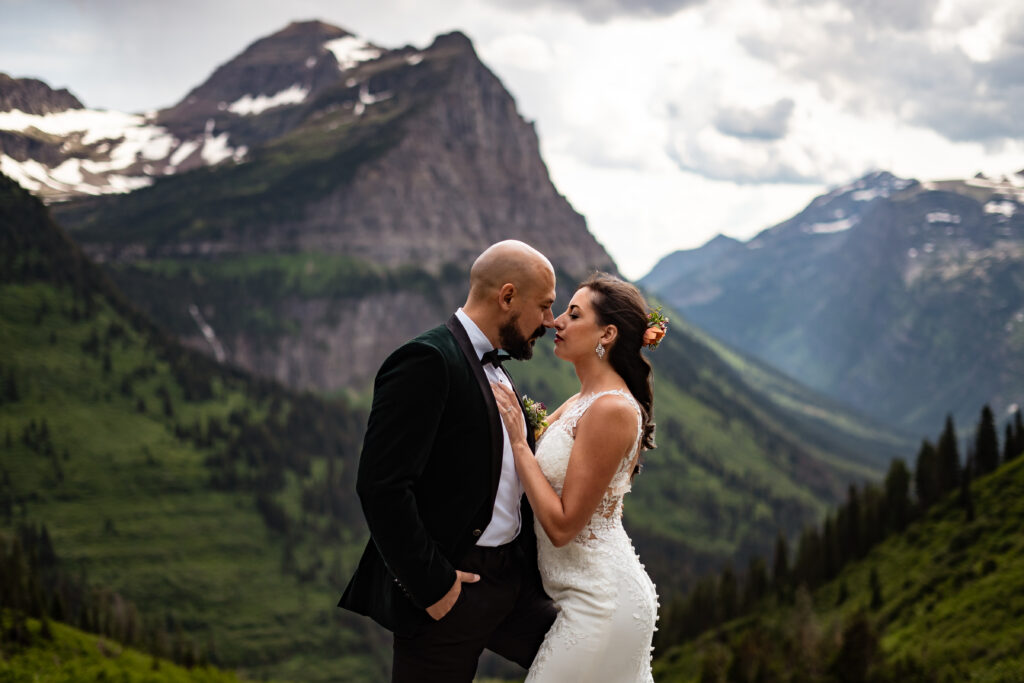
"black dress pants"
391,538,557,683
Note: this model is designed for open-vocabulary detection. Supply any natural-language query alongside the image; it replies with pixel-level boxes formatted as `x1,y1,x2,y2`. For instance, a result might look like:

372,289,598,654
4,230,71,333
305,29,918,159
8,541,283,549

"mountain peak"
158,19,382,130
0,73,82,114
274,19,354,39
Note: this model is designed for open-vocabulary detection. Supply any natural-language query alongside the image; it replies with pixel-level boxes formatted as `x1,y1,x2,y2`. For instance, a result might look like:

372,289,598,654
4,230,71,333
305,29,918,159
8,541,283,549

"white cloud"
479,33,555,72
4,0,1023,279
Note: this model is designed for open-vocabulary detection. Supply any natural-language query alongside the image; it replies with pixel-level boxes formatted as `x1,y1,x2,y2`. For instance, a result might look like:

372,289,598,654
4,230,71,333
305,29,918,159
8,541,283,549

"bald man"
339,241,559,682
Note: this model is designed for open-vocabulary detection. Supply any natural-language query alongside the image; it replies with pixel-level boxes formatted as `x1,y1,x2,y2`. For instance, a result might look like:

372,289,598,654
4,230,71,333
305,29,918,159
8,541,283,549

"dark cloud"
738,6,1024,144
487,0,706,23
665,136,827,185
765,0,940,31
714,98,794,140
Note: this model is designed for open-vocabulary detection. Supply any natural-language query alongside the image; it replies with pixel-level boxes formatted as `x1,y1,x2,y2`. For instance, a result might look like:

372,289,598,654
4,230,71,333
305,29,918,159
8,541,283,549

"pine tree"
742,557,768,610
718,565,738,622
1004,424,1016,465
822,514,841,580
772,532,790,601
914,439,940,509
1013,410,1024,460
794,526,823,589
869,568,883,609
884,458,911,532
960,455,975,522
974,405,999,475
844,484,863,560
836,579,849,606
936,415,960,494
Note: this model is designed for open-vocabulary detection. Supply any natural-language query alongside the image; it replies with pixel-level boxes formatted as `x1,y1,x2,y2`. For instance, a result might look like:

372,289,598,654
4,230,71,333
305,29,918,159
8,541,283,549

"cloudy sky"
3,0,1024,278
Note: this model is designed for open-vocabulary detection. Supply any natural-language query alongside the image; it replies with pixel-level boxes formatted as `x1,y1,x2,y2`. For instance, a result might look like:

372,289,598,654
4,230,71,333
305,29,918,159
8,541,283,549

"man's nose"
544,309,556,327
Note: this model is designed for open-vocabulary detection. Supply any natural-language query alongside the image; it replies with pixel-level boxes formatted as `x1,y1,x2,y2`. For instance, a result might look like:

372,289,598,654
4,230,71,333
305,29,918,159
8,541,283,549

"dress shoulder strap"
563,389,643,442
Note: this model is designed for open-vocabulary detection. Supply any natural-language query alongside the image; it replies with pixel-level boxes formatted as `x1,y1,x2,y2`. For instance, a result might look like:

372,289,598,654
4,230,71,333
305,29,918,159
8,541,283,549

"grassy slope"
0,176,387,681
0,282,385,682
0,614,242,683
654,455,1024,681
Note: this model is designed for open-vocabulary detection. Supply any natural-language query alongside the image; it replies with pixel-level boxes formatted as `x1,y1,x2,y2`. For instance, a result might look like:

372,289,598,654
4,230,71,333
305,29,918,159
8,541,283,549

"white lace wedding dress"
526,390,659,683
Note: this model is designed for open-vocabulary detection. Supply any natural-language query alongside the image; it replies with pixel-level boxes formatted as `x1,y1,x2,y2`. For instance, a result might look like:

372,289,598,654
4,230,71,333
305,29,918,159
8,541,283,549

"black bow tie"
481,349,509,368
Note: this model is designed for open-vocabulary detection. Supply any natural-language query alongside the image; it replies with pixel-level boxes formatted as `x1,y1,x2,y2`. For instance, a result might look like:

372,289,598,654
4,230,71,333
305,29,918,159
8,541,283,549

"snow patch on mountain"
0,105,248,198
1,153,151,195
227,84,309,116
200,119,246,165
808,216,858,234
927,212,961,224
985,200,1017,218
324,36,381,70
169,139,199,167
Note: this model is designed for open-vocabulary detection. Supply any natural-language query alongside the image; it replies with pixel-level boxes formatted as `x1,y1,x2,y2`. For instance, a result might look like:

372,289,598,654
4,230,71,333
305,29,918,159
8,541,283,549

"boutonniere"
522,395,549,440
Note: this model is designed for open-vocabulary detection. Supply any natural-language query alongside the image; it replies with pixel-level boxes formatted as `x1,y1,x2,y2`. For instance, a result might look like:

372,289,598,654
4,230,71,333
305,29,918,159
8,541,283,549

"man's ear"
498,283,516,310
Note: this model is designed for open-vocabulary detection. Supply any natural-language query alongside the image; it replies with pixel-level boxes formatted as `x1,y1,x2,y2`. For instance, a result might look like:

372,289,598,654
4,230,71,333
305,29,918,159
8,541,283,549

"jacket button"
472,529,482,537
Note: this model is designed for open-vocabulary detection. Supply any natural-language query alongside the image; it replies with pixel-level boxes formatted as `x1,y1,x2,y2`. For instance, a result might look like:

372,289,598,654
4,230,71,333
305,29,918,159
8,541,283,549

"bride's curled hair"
579,272,656,454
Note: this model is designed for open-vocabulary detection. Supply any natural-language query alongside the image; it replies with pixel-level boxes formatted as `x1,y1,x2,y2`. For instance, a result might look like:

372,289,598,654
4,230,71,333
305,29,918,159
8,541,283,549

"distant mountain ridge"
0,73,82,114
642,170,1024,433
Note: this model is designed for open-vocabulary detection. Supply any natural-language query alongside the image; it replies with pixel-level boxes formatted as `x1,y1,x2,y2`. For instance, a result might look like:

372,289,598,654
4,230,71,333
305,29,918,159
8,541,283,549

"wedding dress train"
526,390,658,683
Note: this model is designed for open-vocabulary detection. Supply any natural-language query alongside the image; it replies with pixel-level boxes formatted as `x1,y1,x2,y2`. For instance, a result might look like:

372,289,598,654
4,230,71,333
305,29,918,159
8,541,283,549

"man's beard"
498,314,547,360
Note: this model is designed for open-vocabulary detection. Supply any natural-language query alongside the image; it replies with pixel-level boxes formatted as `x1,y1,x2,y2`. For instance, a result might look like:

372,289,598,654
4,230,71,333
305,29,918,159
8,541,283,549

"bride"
491,272,661,682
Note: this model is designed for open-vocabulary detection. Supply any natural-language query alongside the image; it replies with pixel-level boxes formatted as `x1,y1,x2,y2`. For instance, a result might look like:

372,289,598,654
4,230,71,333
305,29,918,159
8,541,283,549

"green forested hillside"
0,173,387,680
0,612,242,683
653,435,1024,681
1,167,913,681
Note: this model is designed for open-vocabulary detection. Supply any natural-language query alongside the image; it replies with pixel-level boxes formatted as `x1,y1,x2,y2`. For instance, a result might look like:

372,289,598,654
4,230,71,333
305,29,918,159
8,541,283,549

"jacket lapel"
445,315,504,497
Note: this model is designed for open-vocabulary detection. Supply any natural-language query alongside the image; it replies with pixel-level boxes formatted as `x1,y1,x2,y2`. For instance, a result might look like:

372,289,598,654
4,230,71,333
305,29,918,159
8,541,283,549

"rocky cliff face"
642,171,1024,433
292,31,611,275
0,73,82,114
50,22,614,391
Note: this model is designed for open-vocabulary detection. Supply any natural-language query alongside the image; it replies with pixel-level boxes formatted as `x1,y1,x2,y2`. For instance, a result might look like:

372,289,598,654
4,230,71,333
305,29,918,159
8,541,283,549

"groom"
339,240,559,682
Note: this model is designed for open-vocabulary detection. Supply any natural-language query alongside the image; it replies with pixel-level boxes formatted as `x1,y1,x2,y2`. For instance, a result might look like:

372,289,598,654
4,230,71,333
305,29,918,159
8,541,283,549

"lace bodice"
535,389,643,545
526,388,657,682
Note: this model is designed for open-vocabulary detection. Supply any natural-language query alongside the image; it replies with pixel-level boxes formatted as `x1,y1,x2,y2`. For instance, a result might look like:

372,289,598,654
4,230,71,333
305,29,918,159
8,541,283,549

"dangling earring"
595,342,605,360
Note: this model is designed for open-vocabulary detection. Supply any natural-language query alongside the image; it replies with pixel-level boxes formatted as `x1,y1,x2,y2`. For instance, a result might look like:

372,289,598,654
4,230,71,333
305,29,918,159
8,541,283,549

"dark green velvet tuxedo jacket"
338,314,539,636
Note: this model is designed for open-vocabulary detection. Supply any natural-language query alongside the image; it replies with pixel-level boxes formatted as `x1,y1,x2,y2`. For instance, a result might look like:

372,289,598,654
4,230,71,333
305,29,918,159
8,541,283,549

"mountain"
642,170,1024,434
0,22,394,202
2,19,918,677
653,444,1024,680
43,22,613,392
36,19,912,555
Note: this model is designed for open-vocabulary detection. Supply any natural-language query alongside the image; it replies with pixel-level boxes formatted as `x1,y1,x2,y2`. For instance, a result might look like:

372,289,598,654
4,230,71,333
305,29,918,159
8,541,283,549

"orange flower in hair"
643,307,669,350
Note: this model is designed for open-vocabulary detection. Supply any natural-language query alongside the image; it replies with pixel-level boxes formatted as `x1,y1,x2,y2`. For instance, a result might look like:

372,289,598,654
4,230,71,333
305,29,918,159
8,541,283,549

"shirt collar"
455,308,496,362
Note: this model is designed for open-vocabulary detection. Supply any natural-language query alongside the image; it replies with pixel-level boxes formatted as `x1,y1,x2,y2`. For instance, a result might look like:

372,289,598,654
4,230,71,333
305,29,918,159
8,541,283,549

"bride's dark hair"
579,272,656,455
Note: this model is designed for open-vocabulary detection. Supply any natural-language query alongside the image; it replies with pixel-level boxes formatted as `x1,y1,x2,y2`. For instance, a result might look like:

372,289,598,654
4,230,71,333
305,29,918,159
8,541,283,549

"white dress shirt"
455,308,525,547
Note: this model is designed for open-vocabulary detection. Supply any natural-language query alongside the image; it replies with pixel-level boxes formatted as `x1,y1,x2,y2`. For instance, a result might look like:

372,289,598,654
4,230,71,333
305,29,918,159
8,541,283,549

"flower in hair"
522,395,549,440
643,307,669,349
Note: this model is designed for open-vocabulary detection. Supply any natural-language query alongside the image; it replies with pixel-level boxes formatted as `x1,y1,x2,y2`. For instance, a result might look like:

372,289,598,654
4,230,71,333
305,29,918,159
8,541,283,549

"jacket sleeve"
355,341,455,610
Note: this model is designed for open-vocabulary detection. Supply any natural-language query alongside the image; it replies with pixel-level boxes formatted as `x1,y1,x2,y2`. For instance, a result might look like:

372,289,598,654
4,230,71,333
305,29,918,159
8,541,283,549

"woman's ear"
601,324,618,347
